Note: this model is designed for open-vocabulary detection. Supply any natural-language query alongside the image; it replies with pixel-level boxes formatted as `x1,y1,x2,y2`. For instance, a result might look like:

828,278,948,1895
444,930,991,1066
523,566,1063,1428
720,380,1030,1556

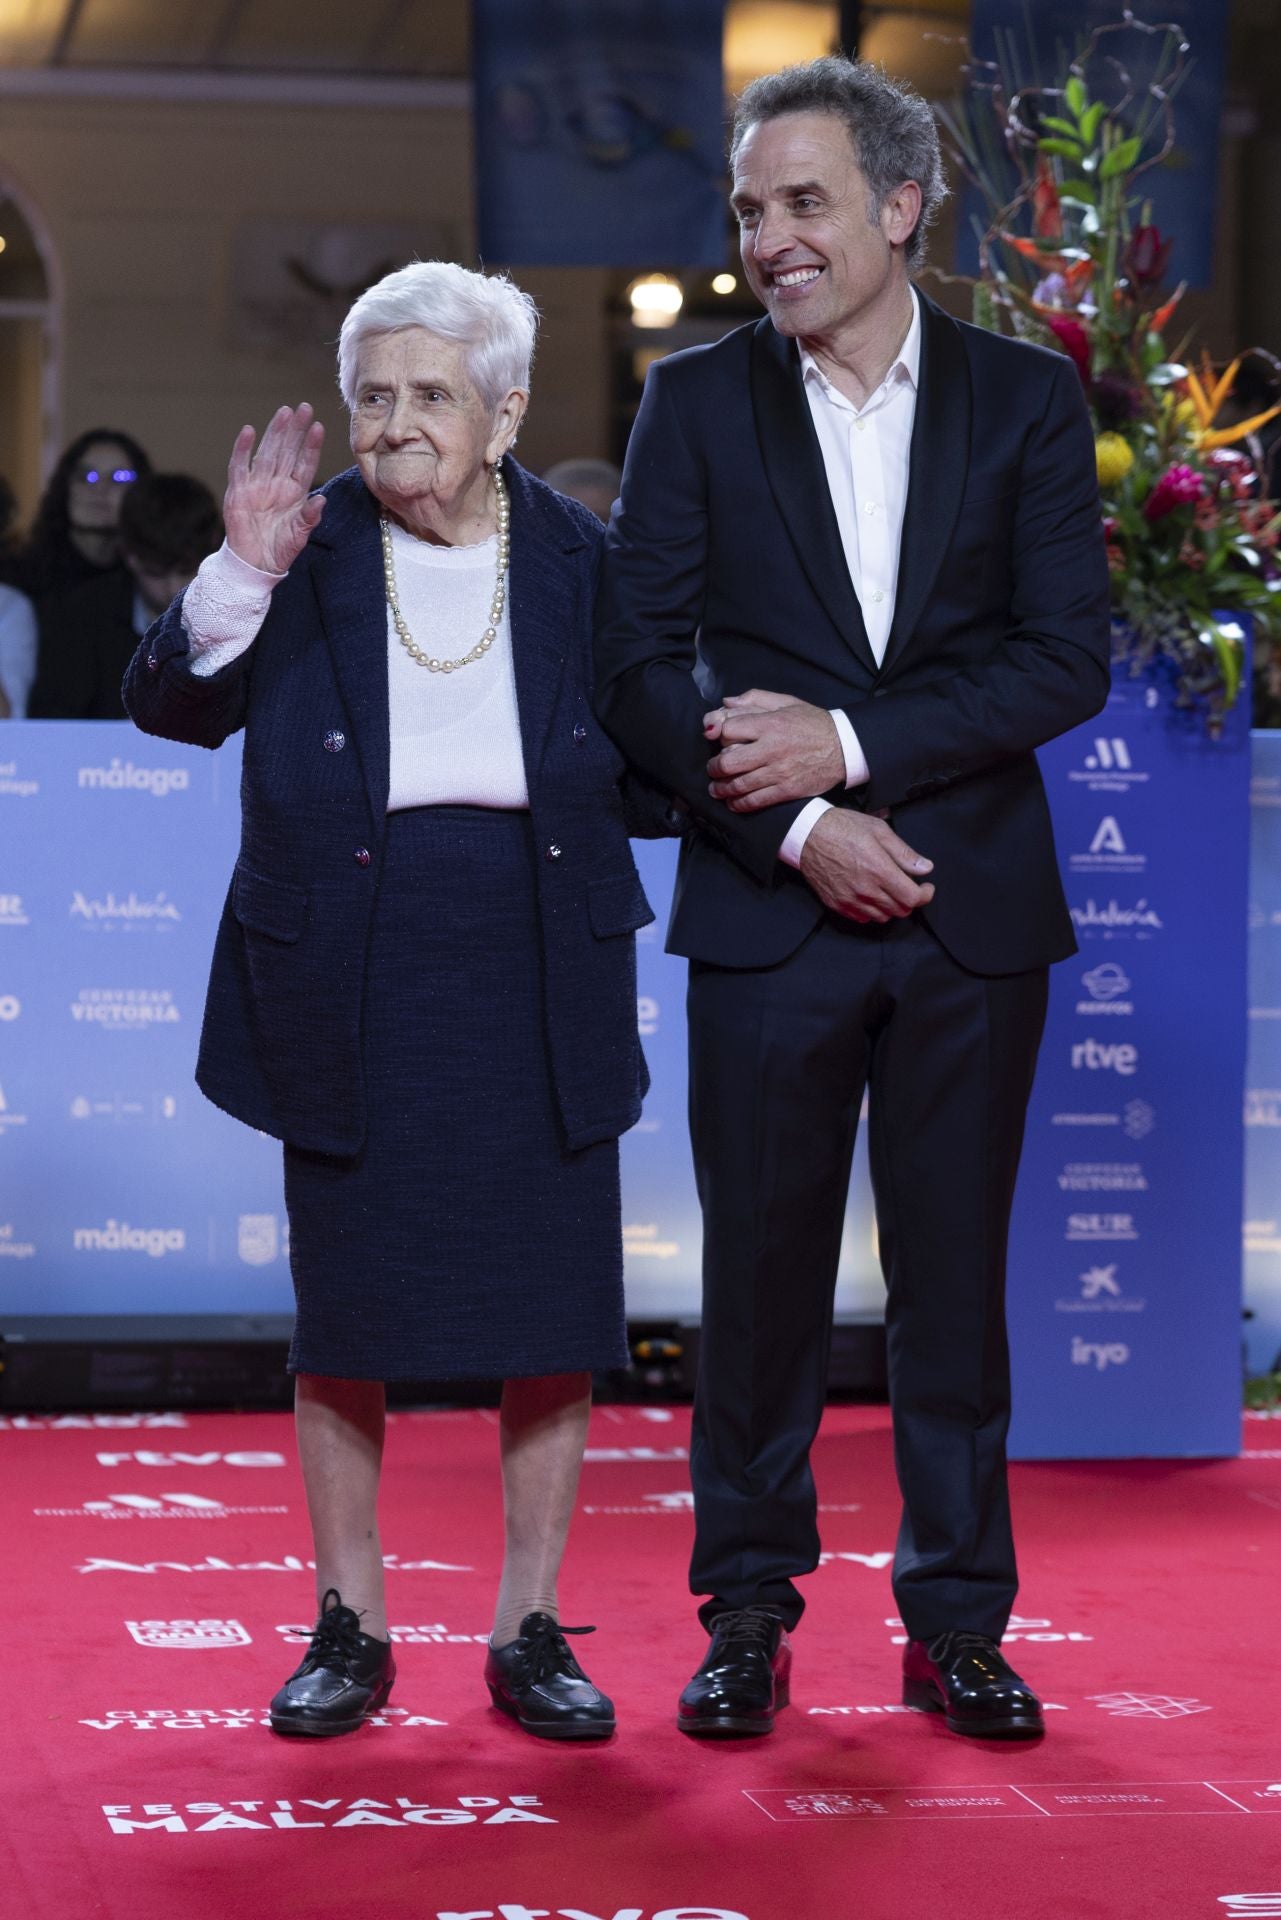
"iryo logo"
1072,1338,1130,1370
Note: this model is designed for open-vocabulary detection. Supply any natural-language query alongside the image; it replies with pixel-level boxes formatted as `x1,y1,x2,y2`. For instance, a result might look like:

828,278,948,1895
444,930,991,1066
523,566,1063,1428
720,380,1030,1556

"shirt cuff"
778,797,833,869
182,540,285,677
831,707,870,787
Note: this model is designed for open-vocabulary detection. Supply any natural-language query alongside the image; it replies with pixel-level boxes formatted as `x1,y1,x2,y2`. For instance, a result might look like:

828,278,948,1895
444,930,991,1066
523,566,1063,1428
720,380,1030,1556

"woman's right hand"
224,404,326,575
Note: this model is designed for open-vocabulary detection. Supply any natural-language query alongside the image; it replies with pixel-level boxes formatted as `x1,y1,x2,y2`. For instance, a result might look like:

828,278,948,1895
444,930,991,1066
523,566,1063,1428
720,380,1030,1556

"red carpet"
6,1401,1281,1920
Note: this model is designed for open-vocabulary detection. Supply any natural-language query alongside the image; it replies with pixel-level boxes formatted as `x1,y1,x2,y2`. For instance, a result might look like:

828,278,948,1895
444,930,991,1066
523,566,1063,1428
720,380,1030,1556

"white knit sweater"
183,528,528,812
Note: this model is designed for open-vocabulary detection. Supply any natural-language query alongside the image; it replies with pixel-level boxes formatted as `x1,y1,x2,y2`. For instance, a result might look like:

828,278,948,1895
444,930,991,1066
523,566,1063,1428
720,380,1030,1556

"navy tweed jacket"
123,459,662,1157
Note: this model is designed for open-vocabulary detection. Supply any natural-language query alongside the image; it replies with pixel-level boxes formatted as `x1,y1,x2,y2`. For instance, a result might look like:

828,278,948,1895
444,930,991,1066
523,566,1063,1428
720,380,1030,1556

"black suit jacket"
123,461,660,1158
595,290,1112,976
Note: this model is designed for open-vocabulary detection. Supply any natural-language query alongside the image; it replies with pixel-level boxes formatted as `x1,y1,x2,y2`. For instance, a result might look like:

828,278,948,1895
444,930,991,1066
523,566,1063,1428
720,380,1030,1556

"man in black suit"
596,56,1111,1740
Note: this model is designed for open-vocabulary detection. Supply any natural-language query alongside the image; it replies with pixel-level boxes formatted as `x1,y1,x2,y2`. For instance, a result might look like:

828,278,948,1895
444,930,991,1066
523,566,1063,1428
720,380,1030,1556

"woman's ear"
488,388,530,464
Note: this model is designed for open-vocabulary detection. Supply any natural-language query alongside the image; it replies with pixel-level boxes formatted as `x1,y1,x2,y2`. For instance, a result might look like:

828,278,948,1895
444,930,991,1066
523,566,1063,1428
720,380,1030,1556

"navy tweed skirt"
284,806,628,1382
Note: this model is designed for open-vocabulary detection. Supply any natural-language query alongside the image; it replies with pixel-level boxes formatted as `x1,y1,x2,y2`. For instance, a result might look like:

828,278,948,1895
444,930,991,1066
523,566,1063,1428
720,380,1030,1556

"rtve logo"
1071,1039,1138,1075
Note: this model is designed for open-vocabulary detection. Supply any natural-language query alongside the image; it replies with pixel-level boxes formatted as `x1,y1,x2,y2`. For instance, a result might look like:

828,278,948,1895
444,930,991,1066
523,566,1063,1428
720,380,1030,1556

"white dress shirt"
182,529,528,812
777,285,921,869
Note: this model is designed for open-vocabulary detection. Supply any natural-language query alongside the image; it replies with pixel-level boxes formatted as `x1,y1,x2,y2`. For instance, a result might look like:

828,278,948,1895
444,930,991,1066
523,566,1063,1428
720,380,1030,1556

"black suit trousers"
687,908,1048,1642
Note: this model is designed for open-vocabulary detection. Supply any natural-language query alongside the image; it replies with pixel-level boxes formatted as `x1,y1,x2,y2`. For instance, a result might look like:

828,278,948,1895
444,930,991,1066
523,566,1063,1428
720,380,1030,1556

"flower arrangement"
937,13,1281,728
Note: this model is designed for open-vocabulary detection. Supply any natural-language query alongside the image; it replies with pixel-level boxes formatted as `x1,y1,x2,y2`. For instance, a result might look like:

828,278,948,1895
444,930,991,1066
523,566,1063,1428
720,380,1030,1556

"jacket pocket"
232,861,308,944
586,871,655,939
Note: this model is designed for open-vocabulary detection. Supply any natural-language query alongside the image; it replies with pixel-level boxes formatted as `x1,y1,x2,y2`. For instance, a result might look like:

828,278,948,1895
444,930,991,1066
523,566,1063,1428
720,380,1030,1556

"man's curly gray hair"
730,56,948,271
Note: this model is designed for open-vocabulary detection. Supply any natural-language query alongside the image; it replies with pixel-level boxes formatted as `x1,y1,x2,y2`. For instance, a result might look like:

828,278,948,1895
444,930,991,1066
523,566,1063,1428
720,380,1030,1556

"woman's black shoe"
484,1612,616,1740
269,1588,395,1737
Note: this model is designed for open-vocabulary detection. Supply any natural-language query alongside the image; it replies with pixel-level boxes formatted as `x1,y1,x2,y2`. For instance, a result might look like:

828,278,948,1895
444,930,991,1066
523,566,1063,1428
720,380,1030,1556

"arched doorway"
0,174,60,534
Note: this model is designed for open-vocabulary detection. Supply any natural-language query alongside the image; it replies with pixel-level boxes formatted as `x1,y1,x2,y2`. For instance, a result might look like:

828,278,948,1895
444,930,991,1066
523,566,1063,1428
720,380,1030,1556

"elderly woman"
124,261,666,1743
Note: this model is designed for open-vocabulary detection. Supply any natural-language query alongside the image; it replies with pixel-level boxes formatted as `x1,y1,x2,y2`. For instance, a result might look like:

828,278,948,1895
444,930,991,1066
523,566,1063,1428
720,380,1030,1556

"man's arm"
593,357,808,887
703,355,1111,816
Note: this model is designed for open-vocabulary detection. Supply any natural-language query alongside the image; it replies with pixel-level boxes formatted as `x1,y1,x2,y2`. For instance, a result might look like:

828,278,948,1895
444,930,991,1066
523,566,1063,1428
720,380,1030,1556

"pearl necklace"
380,463,510,674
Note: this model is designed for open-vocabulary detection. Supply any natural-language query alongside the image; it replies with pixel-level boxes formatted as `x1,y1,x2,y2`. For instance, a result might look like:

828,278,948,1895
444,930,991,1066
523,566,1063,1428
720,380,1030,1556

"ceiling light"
627,273,684,328
712,273,737,295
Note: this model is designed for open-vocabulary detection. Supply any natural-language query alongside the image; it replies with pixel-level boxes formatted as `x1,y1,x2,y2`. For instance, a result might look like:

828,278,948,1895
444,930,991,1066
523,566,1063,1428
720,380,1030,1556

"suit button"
354,847,371,867
572,724,587,743
544,843,563,862
323,729,346,752
146,654,159,672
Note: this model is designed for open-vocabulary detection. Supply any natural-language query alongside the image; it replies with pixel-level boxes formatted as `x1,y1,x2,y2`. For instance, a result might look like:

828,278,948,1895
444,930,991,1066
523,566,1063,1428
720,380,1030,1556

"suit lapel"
506,459,588,783
880,292,973,677
311,474,391,824
750,319,877,676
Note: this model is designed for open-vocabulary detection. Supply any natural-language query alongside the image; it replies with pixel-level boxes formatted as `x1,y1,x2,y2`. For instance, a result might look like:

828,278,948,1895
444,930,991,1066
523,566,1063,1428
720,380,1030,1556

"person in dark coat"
125,260,671,1745
596,58,1111,1743
30,473,221,718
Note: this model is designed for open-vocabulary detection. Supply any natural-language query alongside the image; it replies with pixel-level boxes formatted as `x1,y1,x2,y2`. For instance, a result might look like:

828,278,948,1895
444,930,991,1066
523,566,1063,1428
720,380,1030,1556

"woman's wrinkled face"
66,440,139,532
350,329,512,515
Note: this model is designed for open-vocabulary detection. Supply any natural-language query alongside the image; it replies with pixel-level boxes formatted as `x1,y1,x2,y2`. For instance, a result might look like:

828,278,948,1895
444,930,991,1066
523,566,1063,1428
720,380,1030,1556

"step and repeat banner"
1,708,1270,1457
1007,671,1251,1458
0,721,883,1331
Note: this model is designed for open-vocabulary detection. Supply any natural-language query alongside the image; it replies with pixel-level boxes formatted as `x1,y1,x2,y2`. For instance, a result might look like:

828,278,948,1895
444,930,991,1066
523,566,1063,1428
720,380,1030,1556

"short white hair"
338,261,539,413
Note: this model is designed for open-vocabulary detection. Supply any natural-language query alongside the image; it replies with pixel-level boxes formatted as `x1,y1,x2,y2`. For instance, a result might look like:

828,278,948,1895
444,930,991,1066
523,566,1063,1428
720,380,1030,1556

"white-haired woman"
125,261,670,1743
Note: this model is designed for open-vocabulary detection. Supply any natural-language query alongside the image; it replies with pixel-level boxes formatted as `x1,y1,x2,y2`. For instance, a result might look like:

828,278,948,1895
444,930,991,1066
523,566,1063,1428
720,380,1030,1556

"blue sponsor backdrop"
0,721,883,1330
1007,660,1251,1458
473,0,727,268
1245,732,1281,1382
0,702,1261,1459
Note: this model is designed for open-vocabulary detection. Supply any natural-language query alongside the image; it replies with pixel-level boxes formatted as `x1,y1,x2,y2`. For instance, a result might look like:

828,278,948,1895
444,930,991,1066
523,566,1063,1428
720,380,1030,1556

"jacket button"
544,843,563,862
354,846,371,867
572,724,587,743
323,729,346,752
146,654,159,672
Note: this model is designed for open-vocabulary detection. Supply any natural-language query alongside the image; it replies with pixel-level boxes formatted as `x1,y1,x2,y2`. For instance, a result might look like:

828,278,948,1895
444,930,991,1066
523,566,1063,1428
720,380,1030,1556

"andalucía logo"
77,1551,471,1574
78,759,190,797
125,1619,251,1649
101,1795,556,1834
1071,897,1163,939
70,890,182,931
1070,816,1146,874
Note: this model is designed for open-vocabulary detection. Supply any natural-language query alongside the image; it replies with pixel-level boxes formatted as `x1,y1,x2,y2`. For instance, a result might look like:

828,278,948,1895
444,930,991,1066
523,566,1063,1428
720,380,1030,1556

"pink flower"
1178,538,1205,571
1206,448,1255,500
1044,314,1091,385
1143,464,1206,522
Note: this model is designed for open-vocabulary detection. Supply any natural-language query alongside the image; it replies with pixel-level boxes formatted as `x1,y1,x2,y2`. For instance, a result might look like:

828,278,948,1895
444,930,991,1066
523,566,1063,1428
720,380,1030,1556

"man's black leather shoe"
484,1613,615,1740
269,1588,395,1737
677,1607,791,1737
903,1630,1044,1738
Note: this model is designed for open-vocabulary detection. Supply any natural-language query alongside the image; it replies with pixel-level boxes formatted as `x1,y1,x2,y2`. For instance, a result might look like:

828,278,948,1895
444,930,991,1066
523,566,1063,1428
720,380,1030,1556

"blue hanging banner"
1006,659,1250,1459
960,0,1229,288
473,0,727,267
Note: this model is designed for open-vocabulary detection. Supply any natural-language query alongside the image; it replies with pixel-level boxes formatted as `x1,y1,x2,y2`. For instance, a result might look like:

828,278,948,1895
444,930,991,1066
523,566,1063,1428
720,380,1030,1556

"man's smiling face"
731,110,895,344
